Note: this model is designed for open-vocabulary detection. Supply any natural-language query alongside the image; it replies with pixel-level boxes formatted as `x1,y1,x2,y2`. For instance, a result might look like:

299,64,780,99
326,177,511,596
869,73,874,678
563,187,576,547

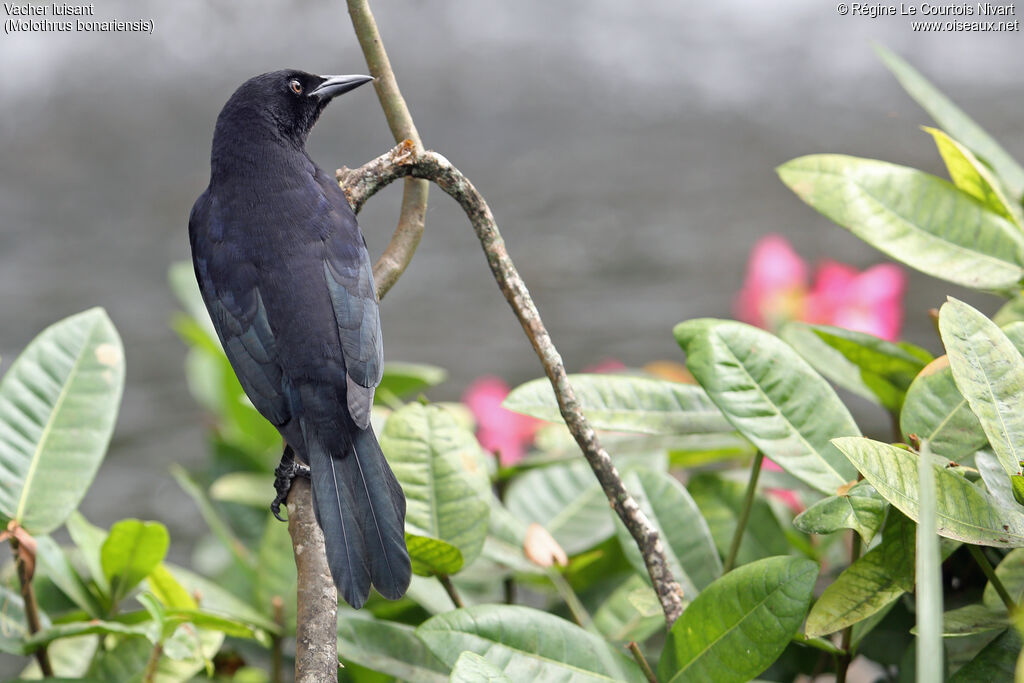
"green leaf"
208,472,275,507
505,461,613,555
806,513,917,637
1014,476,1024,506
101,519,170,605
793,481,887,543
0,584,41,655
23,619,152,650
592,574,664,644
168,261,216,339
675,319,859,493
777,154,1024,292
657,556,818,683
983,548,1024,610
407,533,465,576
35,535,105,618
0,308,125,534
87,624,222,682
146,564,197,610
876,45,1024,200
337,612,449,683
164,563,280,634
900,355,988,461
377,361,448,401
792,323,930,413
170,464,254,570
939,298,1024,477
976,450,1019,510
616,468,721,596
66,512,109,595
381,403,490,567
949,628,1021,682
504,373,732,435
835,437,1024,547
925,127,1024,226
450,651,513,683
688,473,788,566
417,604,646,682
915,440,944,681
935,604,1010,637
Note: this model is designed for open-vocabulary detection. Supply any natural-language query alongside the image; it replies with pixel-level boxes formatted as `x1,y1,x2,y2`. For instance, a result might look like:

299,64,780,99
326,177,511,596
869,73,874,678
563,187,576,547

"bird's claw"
271,446,310,522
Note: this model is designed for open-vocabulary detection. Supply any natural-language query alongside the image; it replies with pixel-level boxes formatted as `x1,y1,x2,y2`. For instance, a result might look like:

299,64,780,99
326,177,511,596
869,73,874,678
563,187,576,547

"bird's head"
214,69,374,151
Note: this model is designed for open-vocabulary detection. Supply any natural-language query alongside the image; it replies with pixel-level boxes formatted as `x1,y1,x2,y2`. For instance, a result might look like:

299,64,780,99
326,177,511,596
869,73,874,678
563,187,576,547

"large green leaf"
253,511,296,630
793,481,887,544
417,604,646,682
101,519,170,606
939,298,1024,477
616,468,720,597
0,309,125,534
687,473,788,566
934,604,1011,637
806,513,916,637
833,437,1024,547
505,461,614,555
675,319,859,493
900,355,988,461
337,612,449,683
926,127,1024,226
876,45,1024,200
450,651,513,683
381,403,490,567
983,548,1024,610
504,373,732,435
948,628,1021,682
35,535,105,618
777,154,1024,292
164,564,279,634
783,323,930,413
657,556,818,683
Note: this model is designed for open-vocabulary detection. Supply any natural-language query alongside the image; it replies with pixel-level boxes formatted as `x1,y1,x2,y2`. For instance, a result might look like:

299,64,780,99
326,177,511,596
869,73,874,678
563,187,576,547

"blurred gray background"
0,2,1021,547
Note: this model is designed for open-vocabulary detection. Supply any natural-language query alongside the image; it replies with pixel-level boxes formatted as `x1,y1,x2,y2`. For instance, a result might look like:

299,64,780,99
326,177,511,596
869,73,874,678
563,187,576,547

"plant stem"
547,568,593,632
142,641,163,683
627,641,659,683
438,574,464,608
969,545,1016,611
338,144,687,626
835,532,862,683
345,0,428,299
724,451,764,573
8,535,52,677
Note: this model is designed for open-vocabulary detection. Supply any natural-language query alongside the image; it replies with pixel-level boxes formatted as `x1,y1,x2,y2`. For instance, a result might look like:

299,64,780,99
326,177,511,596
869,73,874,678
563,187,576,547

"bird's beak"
309,74,375,101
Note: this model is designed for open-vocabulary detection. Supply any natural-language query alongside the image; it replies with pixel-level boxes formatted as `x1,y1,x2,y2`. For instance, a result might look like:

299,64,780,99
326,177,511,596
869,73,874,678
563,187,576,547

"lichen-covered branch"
286,476,340,682
337,144,686,625
346,0,428,299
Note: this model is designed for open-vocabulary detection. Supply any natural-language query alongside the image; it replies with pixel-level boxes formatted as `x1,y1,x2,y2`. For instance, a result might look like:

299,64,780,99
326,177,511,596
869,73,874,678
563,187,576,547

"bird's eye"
289,79,303,95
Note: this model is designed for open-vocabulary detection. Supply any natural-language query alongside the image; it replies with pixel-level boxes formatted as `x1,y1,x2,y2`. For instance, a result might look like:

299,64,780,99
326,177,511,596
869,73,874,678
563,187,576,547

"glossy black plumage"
189,70,411,608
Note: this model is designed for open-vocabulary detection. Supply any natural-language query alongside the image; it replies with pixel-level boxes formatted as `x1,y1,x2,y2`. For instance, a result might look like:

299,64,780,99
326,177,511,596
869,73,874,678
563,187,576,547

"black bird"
188,70,411,608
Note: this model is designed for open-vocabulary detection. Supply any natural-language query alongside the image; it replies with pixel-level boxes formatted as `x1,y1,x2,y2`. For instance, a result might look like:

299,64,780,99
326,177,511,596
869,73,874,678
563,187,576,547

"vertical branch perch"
339,145,687,625
346,0,428,299
287,476,339,682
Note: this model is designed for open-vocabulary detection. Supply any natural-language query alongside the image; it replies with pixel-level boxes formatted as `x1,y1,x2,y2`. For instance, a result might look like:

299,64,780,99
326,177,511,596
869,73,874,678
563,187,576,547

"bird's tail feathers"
303,419,410,609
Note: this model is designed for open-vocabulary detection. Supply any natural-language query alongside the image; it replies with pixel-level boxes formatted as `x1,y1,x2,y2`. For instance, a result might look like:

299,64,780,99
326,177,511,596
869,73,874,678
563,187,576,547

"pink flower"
463,376,543,466
735,234,905,341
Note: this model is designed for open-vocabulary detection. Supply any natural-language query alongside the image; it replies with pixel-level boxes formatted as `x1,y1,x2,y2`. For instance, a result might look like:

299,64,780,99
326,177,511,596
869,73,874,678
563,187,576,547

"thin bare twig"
286,475,340,682
338,144,686,625
628,642,659,683
346,0,428,299
6,526,51,677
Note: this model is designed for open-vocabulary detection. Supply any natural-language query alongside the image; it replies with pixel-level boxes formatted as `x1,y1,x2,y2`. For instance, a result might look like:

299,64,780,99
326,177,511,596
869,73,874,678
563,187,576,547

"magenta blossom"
736,234,905,341
463,376,543,466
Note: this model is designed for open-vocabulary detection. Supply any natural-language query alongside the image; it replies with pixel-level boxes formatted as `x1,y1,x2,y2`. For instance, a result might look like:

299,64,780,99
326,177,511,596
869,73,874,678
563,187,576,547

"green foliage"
10,46,1024,680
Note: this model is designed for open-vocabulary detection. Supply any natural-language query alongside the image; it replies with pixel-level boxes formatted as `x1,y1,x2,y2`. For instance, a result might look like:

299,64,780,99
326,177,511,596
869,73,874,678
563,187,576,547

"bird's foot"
271,446,311,522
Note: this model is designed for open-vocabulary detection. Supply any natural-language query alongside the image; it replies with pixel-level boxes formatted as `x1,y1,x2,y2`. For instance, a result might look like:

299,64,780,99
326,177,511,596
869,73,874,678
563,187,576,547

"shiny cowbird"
188,70,411,608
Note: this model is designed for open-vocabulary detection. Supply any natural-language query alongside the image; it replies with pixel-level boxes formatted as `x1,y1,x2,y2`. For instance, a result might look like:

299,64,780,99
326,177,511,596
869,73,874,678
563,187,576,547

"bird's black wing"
188,190,291,429
314,167,383,430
